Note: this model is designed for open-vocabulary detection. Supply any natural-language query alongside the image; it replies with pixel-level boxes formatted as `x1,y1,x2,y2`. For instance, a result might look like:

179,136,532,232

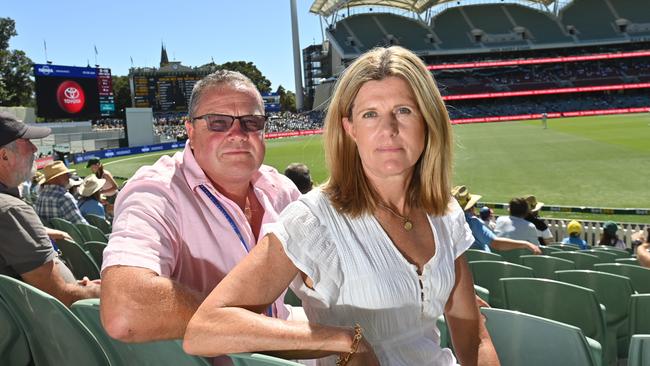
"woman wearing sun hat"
77,175,107,219
561,220,588,249
598,221,626,249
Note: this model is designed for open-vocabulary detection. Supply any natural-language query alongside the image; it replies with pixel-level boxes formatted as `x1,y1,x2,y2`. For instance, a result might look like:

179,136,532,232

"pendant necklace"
377,202,414,231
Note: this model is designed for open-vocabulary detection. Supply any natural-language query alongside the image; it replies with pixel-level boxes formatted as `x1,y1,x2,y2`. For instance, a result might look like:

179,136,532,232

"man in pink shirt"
100,70,301,350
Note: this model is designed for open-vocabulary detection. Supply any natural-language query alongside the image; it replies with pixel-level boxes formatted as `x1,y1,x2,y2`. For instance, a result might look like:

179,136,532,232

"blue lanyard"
198,184,274,317
199,184,249,252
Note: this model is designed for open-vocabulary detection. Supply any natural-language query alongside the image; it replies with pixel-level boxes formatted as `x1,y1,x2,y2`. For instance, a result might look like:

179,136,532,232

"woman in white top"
184,46,498,366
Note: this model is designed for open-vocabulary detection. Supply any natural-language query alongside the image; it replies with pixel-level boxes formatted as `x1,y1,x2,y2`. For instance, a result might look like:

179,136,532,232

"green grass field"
71,113,650,223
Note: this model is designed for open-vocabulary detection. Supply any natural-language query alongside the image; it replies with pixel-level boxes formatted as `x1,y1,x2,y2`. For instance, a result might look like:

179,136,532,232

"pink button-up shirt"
102,144,301,321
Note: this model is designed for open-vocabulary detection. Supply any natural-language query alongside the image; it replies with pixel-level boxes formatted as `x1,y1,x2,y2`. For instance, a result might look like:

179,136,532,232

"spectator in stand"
631,228,650,268
77,175,106,220
86,158,119,197
562,220,588,249
283,163,313,194
35,161,88,225
495,197,540,245
598,221,626,249
478,206,496,231
0,113,100,307
453,186,540,255
524,195,554,245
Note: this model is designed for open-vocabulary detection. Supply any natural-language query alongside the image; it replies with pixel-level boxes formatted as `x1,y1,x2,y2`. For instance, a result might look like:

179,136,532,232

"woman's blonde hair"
323,46,452,217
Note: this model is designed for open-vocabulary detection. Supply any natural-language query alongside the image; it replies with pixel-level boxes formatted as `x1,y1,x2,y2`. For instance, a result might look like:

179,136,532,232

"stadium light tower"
290,0,304,111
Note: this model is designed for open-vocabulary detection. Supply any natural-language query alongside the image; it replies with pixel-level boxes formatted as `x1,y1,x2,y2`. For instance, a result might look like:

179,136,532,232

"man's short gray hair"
188,70,261,119
1,140,17,152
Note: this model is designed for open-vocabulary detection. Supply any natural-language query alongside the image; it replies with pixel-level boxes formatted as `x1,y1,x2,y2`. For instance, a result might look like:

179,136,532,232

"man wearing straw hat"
35,161,88,224
0,112,100,306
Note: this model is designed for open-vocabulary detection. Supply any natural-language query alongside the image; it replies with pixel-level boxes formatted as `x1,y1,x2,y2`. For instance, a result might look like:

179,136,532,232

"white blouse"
265,189,474,366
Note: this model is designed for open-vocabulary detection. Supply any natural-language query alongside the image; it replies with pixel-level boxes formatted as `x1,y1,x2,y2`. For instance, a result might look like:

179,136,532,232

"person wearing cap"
452,186,541,255
597,221,626,249
494,197,542,248
0,112,100,306
77,175,107,219
478,206,496,231
86,158,119,197
283,162,313,194
35,161,88,225
524,195,554,245
561,220,588,249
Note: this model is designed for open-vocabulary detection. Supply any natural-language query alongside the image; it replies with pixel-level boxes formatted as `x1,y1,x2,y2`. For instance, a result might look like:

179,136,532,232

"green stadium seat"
539,245,563,255
468,260,534,308
464,249,502,262
521,255,575,279
555,270,634,358
591,246,630,259
49,217,86,245
581,250,619,263
492,248,534,265
500,277,611,366
629,294,650,336
548,244,580,251
71,299,210,366
474,284,490,304
0,275,109,365
283,288,301,307
481,307,600,366
84,214,112,235
593,263,650,294
55,238,101,280
75,223,108,244
84,241,107,269
615,258,640,266
628,335,650,366
229,353,303,365
0,298,31,366
548,251,604,270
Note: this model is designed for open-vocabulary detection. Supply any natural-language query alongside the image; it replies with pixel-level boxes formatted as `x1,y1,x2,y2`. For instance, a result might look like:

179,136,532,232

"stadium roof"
310,0,554,16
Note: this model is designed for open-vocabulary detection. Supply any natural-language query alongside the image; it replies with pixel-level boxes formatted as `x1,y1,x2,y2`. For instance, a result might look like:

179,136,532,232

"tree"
217,61,271,93
112,75,131,118
276,85,296,112
0,18,34,106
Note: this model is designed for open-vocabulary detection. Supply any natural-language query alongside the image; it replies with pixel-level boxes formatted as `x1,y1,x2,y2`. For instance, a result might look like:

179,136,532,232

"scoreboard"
34,64,115,119
131,74,202,113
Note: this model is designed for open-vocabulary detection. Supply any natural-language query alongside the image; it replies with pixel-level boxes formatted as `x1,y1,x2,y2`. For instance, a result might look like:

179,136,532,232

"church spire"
160,42,169,67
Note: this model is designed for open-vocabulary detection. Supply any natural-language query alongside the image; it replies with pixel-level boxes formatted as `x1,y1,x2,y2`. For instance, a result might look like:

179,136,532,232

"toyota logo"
64,87,80,99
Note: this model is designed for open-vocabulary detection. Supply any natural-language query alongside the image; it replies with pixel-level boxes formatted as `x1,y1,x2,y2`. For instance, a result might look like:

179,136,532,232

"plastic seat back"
548,251,603,270
628,335,650,366
629,294,650,335
229,353,303,365
581,250,619,263
55,238,101,280
75,223,108,243
521,255,575,279
0,297,31,366
548,244,580,251
500,277,610,365
474,284,489,303
464,249,502,262
590,246,630,259
468,261,533,308
71,298,210,366
84,213,112,235
481,307,599,366
594,263,650,294
0,275,109,366
539,245,562,255
493,248,533,265
49,217,86,245
615,258,640,266
556,269,634,357
84,241,107,269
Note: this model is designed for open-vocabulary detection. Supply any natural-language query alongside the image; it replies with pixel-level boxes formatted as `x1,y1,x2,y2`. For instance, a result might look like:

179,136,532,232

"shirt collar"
0,181,20,198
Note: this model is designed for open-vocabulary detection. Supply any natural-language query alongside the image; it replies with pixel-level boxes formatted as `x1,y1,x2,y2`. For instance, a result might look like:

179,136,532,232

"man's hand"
527,243,542,255
45,228,72,241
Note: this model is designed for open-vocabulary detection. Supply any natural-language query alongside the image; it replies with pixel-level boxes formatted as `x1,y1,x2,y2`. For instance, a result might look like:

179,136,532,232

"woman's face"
343,76,426,182
90,163,99,173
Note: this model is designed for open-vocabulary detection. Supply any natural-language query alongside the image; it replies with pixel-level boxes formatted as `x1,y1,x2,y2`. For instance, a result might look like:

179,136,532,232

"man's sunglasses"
192,114,267,133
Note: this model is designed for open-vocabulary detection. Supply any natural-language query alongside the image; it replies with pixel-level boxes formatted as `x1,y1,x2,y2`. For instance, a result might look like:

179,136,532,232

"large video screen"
132,74,201,113
34,64,115,119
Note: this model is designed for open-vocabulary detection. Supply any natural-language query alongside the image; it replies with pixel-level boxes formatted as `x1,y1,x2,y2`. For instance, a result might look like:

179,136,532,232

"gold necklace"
377,202,414,231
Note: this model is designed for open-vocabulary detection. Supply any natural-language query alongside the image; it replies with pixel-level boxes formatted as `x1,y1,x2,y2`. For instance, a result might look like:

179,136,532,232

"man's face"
185,86,266,187
2,139,37,185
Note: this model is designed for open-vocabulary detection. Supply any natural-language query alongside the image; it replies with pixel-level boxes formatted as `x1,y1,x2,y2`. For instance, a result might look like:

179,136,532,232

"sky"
3,0,325,93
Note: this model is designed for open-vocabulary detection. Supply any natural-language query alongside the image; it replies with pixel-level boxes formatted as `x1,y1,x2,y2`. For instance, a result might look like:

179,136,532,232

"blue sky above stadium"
4,0,323,92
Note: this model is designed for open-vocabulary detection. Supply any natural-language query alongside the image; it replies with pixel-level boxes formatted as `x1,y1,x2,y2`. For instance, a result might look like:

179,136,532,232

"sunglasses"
192,114,267,133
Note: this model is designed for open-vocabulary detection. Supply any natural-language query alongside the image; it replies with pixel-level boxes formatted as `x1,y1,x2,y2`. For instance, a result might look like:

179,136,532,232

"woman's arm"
183,233,378,363
445,256,500,366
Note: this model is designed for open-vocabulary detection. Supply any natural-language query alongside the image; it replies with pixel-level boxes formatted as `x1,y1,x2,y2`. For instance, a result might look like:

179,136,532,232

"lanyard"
198,184,274,317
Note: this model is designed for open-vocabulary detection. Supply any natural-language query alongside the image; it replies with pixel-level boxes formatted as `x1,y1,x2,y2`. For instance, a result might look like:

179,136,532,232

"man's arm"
100,265,203,342
636,243,650,268
21,257,100,307
61,194,88,225
490,237,541,255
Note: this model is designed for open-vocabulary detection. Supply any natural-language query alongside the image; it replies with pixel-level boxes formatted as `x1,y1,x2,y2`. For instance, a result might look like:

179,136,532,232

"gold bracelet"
336,323,363,366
